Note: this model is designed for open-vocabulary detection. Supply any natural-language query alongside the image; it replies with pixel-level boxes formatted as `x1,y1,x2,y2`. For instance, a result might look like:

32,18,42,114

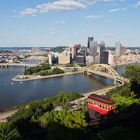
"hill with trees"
0,64,140,140
50,46,68,53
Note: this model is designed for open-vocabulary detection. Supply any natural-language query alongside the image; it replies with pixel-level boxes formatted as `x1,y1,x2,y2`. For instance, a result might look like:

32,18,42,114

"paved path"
0,63,37,67
70,86,117,106
12,72,83,82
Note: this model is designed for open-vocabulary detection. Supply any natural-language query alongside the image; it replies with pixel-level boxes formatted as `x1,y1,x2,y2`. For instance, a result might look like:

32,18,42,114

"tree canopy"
124,64,140,95
0,122,20,140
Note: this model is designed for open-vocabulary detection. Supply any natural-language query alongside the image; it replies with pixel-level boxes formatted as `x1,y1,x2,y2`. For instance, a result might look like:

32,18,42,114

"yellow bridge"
84,64,125,84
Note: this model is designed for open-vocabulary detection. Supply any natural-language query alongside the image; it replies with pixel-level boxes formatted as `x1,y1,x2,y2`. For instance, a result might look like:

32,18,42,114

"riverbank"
70,85,117,106
0,62,37,67
12,71,83,82
0,85,116,122
111,60,140,68
0,107,19,122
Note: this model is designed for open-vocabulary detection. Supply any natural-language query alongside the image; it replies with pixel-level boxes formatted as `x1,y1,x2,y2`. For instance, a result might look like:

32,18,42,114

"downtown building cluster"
48,37,140,66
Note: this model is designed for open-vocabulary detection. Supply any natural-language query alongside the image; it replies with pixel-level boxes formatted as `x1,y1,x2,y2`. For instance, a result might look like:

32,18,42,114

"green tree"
0,122,20,140
43,110,88,129
124,64,140,95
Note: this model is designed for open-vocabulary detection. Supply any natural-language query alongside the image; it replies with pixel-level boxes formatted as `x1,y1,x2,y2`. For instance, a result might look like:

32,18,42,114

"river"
0,62,125,109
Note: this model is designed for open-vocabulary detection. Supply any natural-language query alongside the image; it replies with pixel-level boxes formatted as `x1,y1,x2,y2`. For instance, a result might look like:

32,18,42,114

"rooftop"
88,94,115,105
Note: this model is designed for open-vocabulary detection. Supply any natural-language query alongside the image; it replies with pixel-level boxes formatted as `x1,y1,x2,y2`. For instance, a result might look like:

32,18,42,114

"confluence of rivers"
0,63,125,109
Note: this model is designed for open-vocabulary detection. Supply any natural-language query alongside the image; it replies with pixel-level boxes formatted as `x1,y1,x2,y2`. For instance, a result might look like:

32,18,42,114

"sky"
0,0,140,47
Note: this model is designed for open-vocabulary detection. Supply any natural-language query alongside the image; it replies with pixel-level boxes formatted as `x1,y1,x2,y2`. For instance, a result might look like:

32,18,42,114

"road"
70,85,117,107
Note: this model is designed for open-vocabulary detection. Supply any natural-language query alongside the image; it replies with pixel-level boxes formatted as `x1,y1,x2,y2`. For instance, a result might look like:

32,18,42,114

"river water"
0,62,125,109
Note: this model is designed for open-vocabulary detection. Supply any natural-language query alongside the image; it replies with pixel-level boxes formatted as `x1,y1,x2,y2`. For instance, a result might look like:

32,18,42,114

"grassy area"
24,63,64,76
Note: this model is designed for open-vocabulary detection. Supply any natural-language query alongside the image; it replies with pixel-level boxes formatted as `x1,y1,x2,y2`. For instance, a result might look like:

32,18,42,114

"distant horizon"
0,46,140,49
0,0,140,47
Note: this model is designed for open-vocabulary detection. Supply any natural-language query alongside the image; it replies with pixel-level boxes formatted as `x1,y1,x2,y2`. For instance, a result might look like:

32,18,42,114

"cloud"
109,8,120,12
20,8,38,16
108,7,128,13
19,0,127,16
134,1,140,8
51,31,56,35
86,15,104,20
75,0,97,5
76,0,125,5
36,0,86,13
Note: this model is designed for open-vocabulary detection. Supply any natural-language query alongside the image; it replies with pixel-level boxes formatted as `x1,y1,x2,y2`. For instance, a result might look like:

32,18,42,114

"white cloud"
36,0,86,13
76,0,125,5
76,0,97,5
109,8,120,12
134,1,140,8
19,0,127,16
108,7,128,13
51,31,56,35
86,15,104,20
20,8,38,16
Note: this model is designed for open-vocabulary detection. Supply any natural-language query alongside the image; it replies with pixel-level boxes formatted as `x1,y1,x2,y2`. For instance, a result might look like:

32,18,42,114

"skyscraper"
99,41,108,64
115,42,122,56
87,37,98,57
86,37,108,65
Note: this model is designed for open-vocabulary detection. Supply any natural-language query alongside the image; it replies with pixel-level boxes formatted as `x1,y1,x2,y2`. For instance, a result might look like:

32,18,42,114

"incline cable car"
88,94,116,118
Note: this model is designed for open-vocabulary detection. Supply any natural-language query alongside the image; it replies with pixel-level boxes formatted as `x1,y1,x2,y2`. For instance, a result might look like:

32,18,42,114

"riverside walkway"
12,71,83,82
0,63,37,67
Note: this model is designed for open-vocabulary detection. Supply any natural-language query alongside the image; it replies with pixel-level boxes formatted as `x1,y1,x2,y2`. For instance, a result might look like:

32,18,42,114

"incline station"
88,94,116,119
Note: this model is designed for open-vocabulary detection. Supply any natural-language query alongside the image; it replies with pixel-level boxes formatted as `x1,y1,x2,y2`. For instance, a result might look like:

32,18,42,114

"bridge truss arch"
86,64,124,84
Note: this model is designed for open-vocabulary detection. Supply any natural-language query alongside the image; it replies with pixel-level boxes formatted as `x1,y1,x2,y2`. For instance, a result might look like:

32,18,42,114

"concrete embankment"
12,72,83,82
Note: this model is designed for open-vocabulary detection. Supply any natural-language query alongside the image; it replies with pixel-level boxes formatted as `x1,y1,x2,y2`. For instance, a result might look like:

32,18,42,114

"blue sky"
0,0,140,47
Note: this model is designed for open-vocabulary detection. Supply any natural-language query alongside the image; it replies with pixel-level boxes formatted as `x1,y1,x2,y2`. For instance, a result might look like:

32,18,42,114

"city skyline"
0,0,140,47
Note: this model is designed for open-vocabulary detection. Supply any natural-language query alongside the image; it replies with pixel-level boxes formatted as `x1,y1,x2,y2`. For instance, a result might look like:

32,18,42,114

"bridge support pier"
114,78,116,84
